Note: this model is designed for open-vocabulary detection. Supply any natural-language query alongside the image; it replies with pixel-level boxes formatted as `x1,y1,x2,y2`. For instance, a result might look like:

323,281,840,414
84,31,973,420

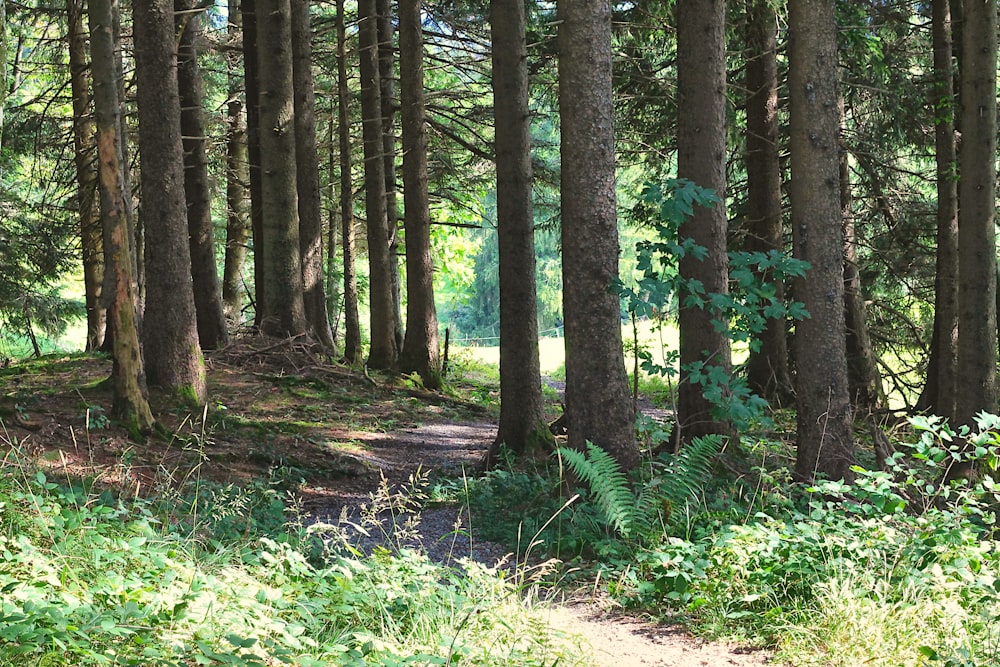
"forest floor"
0,337,777,667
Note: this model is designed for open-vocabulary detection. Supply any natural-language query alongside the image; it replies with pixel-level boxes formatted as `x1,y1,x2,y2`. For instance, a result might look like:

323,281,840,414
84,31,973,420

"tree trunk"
1,0,6,150
256,0,308,337
223,0,250,324
558,0,638,471
337,0,363,364
397,0,441,389
89,0,155,432
377,0,405,351
134,0,208,404
488,0,547,460
955,0,997,428
177,0,229,350
68,0,106,351
743,0,792,405
243,0,265,329
676,0,733,444
290,0,334,348
839,107,883,416
919,0,959,420
359,0,398,368
788,0,854,482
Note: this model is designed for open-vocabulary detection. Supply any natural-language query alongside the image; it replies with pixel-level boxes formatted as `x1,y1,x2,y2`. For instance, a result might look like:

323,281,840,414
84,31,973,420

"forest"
1,0,1000,664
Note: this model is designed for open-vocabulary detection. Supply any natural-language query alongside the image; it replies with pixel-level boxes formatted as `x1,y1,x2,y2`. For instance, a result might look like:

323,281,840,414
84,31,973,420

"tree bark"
488,0,547,460
68,0,106,351
256,0,308,337
359,0,398,368
134,0,207,404
743,0,792,405
243,0,265,329
788,0,854,482
558,0,638,471
177,0,229,350
223,0,250,324
676,0,733,444
337,0,362,364
90,0,155,432
919,0,959,420
291,0,334,348
955,0,997,428
377,0,404,351
397,0,441,389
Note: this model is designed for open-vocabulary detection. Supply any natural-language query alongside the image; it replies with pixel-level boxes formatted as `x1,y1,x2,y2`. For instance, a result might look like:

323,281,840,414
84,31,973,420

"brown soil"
0,337,778,667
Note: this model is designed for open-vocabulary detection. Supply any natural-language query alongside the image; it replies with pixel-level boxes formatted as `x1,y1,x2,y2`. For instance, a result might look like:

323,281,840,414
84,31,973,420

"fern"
638,434,725,535
558,442,637,537
558,435,725,544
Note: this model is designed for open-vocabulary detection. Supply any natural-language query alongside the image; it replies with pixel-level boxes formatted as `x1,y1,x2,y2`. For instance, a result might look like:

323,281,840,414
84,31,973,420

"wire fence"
448,326,564,346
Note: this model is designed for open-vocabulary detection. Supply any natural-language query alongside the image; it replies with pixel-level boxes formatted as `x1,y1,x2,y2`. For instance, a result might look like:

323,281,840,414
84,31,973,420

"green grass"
0,445,588,667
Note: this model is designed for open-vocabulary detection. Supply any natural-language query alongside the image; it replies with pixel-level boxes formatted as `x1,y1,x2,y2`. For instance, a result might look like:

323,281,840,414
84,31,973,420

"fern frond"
558,442,637,537
637,434,725,536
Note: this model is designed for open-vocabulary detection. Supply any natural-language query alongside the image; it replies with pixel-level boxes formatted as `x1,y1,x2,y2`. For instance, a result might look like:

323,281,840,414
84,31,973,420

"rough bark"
488,0,547,460
676,0,733,444
68,0,106,350
919,0,959,421
377,0,404,351
290,0,334,348
337,0,363,364
134,0,208,404
256,0,308,337
243,0,265,329
177,0,229,350
955,0,997,428
89,0,155,432
223,0,250,323
558,0,638,471
743,0,792,405
788,0,855,482
397,0,441,389
359,0,398,368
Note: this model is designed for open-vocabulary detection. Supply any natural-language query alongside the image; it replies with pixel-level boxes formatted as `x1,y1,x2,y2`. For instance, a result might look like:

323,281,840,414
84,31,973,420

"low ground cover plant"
0,445,583,667
467,414,1000,667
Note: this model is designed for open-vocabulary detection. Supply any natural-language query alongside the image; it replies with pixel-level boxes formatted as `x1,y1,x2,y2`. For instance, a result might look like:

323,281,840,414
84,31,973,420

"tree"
919,0,959,420
256,0,308,337
90,0,155,431
359,0,398,368
291,0,334,349
223,0,251,323
68,0,106,351
0,0,6,150
675,0,733,443
487,0,547,458
397,0,441,388
242,0,265,329
378,0,404,351
337,0,362,364
788,0,854,482
177,0,228,350
558,0,638,471
954,0,997,428
134,0,207,404
840,107,883,416
743,0,792,404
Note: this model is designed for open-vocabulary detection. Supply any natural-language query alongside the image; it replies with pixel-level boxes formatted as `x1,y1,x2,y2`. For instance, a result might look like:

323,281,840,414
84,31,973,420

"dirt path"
301,420,778,667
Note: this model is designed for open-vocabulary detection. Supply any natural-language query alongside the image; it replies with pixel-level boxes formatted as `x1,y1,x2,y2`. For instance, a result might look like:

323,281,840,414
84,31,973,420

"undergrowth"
464,413,1000,667
0,441,585,666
